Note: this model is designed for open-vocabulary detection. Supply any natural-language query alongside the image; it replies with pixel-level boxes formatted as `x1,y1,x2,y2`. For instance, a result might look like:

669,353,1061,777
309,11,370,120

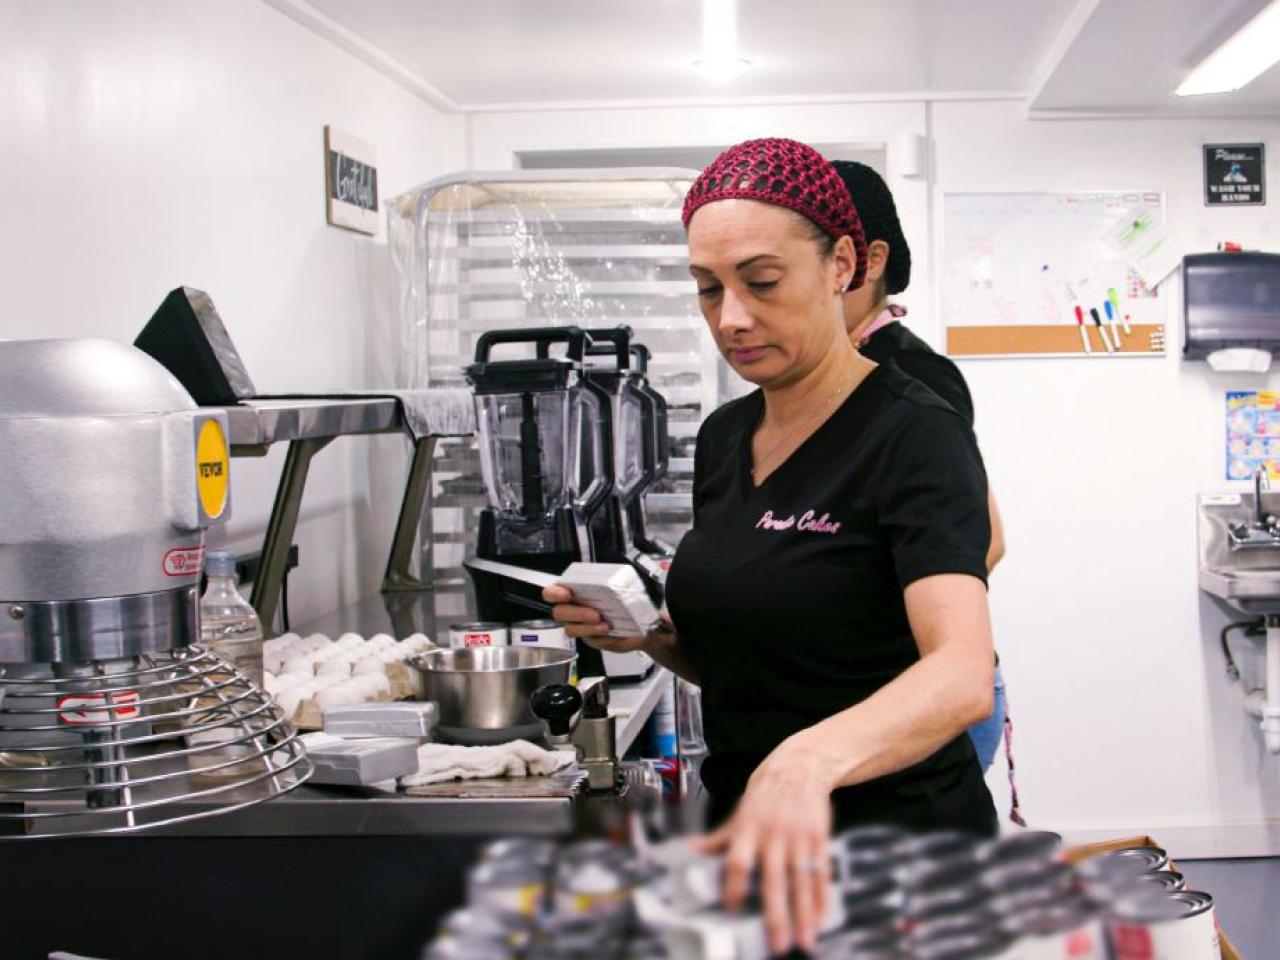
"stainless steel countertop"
214,397,406,449
293,594,672,757
147,784,579,837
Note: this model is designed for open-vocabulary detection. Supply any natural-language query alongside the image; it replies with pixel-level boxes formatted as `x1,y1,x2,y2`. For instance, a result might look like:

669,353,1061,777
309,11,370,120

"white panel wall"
472,98,1280,854
0,0,465,626
932,100,1280,856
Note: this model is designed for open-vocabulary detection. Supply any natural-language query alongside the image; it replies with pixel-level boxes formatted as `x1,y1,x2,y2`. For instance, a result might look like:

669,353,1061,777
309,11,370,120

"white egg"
364,673,391,698
266,632,300,651
337,632,363,646
316,658,352,678
315,683,361,711
263,634,302,674
282,654,316,675
275,689,304,720
300,634,331,653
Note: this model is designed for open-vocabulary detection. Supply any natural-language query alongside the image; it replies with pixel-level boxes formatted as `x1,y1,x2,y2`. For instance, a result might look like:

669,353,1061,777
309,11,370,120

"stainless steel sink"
1199,567,1280,615
1198,491,1280,615
1198,490,1280,754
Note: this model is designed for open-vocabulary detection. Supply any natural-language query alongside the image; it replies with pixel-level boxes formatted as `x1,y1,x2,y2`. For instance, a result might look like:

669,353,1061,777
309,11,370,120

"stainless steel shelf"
433,494,490,509
429,208,683,224
217,397,405,449
429,315,703,332
293,590,466,640
646,493,694,512
436,244,690,262
434,280,696,298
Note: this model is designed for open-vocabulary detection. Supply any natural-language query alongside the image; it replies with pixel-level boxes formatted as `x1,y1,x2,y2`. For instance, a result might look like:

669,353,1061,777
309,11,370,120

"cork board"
942,192,1169,359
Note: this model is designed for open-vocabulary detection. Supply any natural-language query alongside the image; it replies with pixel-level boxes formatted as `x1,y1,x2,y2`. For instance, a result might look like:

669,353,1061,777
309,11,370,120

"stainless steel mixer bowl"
409,646,577,745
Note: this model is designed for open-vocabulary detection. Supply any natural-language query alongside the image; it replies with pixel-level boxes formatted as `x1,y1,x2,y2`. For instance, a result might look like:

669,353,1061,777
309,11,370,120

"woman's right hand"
541,584,650,653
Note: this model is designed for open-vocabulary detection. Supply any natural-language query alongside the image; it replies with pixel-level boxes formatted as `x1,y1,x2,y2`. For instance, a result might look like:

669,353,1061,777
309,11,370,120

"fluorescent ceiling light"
696,0,750,81
1176,0,1280,96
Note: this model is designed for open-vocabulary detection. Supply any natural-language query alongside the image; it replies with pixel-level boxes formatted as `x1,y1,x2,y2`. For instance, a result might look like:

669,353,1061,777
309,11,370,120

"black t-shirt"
860,321,975,426
665,363,996,835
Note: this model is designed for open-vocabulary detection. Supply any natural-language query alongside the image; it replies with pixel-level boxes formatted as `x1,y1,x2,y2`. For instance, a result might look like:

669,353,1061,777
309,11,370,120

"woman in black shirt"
832,159,1010,774
545,139,996,955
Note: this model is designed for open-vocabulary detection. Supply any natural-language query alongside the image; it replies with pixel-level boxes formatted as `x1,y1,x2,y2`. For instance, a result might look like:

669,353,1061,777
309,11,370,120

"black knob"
531,684,583,737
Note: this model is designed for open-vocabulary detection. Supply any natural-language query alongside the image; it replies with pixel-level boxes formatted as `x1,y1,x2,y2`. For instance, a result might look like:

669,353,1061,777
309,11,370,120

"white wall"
0,0,465,626
471,98,1280,855
932,100,1280,856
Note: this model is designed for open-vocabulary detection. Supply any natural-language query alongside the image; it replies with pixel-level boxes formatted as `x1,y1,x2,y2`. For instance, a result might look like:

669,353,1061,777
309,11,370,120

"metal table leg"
383,436,436,593
251,436,333,630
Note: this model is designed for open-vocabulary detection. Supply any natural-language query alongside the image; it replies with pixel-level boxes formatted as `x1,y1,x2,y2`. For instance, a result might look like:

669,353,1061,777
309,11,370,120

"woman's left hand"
692,736,836,955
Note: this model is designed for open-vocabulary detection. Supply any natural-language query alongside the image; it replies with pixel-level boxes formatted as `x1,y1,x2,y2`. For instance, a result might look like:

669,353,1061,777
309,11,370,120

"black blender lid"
464,356,578,394
464,325,587,394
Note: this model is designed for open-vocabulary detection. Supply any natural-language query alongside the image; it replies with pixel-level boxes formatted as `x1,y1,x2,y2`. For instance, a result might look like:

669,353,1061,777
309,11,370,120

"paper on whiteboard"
1101,207,1179,287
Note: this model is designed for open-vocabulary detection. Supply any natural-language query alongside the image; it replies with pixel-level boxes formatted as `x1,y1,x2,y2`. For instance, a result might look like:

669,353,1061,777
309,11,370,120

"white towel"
400,739,574,787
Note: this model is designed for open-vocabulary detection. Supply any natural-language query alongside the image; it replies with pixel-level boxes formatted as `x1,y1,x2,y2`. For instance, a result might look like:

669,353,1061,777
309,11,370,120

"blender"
583,329,676,594
463,327,613,674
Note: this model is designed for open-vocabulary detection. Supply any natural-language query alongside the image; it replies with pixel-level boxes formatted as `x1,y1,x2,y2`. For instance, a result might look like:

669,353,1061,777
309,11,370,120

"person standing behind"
833,159,1009,773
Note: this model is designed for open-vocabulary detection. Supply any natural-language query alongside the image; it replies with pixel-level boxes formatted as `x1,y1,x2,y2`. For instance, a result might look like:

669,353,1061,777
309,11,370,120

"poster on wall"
1226,391,1280,482
324,126,379,235
941,192,1169,359
1204,143,1265,207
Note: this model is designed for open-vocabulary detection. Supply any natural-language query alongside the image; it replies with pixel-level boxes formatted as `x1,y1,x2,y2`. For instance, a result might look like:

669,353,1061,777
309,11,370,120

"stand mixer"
0,338,309,838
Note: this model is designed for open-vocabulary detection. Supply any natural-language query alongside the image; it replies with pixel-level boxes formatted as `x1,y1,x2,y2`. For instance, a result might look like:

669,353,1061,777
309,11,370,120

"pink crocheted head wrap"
682,137,868,290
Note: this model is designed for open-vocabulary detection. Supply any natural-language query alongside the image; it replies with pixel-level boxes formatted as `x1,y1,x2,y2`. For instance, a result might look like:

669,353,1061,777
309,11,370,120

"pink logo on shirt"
755,510,842,535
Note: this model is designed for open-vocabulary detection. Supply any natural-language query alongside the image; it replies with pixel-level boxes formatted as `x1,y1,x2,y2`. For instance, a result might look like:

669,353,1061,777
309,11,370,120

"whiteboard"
941,192,1167,359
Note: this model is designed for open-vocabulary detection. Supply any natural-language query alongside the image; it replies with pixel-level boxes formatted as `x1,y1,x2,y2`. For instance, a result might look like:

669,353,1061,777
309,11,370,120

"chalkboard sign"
324,126,379,234
1204,143,1265,207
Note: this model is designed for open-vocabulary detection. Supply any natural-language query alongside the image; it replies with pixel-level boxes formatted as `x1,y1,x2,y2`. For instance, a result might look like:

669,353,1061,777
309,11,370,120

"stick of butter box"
465,558,662,638
557,562,662,638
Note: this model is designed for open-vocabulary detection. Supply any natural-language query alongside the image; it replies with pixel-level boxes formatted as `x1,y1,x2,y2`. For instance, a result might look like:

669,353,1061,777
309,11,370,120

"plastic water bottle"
200,550,264,686
650,679,677,758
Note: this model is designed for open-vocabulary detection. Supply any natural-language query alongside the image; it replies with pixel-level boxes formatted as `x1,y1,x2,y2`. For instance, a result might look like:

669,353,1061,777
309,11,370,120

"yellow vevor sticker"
196,419,229,518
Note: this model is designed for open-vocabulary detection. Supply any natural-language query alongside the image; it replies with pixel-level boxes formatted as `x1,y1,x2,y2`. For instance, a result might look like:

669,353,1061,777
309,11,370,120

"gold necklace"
750,381,851,481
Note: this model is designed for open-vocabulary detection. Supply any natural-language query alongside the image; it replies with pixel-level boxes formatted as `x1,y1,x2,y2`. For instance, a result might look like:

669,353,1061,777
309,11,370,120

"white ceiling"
1032,0,1280,116
272,0,1280,114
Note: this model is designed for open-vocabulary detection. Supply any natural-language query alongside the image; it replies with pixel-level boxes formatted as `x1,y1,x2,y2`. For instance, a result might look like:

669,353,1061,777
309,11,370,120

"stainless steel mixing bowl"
409,646,577,745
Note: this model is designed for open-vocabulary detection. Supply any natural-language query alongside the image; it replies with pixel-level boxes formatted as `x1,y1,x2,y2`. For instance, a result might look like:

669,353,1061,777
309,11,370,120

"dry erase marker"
1107,288,1131,334
1074,305,1092,354
1103,300,1123,347
1090,307,1116,354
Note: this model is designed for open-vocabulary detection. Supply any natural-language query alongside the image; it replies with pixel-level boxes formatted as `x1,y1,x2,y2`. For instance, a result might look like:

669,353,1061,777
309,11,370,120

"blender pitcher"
464,327,614,626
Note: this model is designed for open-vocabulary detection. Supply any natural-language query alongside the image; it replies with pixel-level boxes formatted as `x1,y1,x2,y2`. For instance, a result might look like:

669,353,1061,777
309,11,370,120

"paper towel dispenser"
1183,252,1280,370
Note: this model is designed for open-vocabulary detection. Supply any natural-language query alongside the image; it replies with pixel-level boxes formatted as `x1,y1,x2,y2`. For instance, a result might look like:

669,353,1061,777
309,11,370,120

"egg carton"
262,631,436,730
